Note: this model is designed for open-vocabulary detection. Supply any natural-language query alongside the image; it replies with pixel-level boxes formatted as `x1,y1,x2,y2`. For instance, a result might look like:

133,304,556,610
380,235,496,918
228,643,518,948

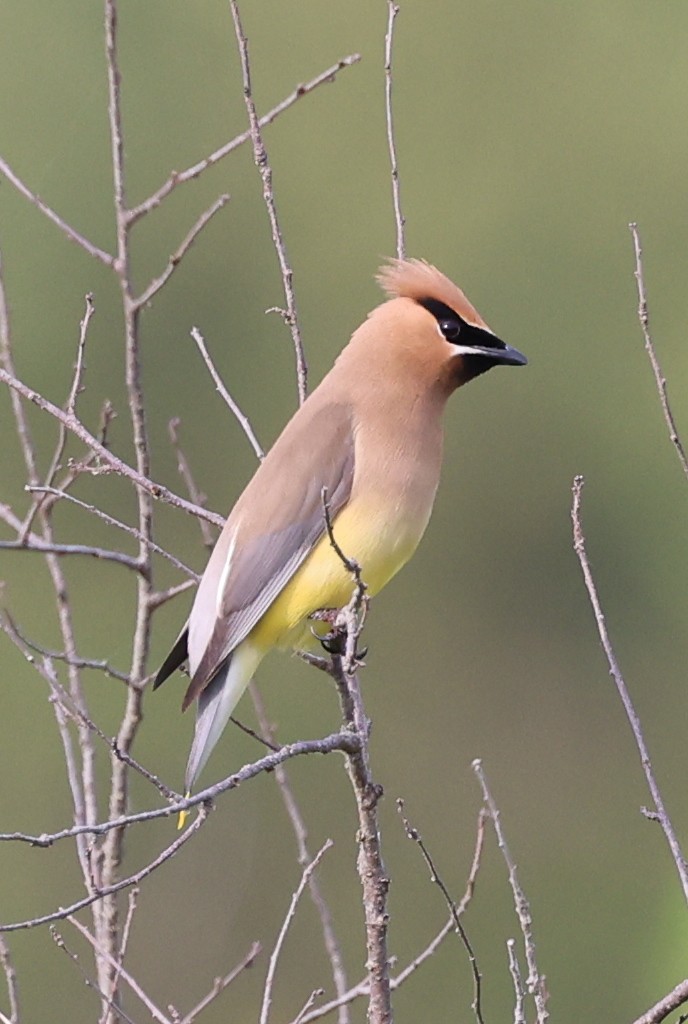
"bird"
154,257,527,803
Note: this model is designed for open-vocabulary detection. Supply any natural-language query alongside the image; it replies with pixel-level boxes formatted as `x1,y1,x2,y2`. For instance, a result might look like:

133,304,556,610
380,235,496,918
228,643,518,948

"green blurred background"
1,0,687,1020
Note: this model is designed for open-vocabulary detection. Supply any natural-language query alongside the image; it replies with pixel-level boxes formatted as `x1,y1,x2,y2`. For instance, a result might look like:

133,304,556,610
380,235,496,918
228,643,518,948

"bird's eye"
439,319,461,341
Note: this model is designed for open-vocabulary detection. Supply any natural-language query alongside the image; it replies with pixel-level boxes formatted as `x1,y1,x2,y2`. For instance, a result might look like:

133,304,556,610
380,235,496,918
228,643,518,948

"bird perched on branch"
154,258,526,802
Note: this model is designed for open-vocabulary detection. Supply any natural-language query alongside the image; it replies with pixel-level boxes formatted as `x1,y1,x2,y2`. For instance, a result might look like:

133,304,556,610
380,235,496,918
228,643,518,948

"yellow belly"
248,497,424,652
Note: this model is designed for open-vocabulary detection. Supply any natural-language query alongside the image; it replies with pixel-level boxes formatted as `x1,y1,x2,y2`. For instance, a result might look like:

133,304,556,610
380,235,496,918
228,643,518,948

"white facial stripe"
450,343,496,357
216,527,237,615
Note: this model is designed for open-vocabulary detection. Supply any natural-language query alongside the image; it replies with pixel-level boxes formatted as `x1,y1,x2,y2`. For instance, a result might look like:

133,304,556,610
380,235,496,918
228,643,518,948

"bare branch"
260,841,333,1024
397,800,484,1024
24,486,199,578
472,759,549,1024
168,416,217,550
190,328,265,461
0,938,19,1024
229,0,308,405
571,476,688,904
179,942,262,1024
0,365,224,527
384,2,405,259
0,731,359,851
133,195,231,311
296,805,485,1024
68,915,173,1024
0,155,115,267
329,660,391,1024
630,978,688,1024
251,686,350,1022
50,927,138,1024
0,804,209,933
629,223,688,483
19,291,98,539
127,55,360,225
290,989,326,1024
507,939,526,1024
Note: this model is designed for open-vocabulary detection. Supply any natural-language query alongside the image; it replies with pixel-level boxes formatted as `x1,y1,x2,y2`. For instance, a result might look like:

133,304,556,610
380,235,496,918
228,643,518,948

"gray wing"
183,401,355,708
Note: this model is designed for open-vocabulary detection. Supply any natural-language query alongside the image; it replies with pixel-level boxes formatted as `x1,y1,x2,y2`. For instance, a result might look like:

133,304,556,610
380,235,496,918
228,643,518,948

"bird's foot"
309,608,367,661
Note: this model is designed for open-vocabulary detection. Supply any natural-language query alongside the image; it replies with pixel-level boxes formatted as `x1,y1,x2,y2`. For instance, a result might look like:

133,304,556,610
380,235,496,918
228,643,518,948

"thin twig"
127,55,360,225
0,535,143,572
190,328,265,460
472,759,549,1023
571,476,688,904
397,800,484,1024
628,223,688,483
0,938,19,1024
179,941,262,1024
0,731,359,852
507,939,526,1024
251,685,350,1023
168,417,216,549
229,0,308,405
133,195,230,311
329,661,391,1024
112,888,139,1005
0,614,176,802
24,486,199,578
2,615,130,684
260,841,333,1024
0,365,224,526
0,804,209,933
384,2,405,260
50,927,138,1024
1,244,102,952
630,978,688,1024
20,292,96,540
290,989,326,1024
68,914,172,1024
0,155,115,266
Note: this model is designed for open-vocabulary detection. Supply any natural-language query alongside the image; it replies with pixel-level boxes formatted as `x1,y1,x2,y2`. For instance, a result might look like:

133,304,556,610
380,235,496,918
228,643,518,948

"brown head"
341,257,527,396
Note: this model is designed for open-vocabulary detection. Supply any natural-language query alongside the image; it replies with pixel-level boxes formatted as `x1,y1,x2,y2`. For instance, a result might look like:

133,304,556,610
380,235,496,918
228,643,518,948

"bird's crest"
376,258,490,331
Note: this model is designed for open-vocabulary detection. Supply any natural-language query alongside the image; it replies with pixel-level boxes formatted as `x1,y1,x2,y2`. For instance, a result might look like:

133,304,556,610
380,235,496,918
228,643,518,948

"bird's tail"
184,640,264,802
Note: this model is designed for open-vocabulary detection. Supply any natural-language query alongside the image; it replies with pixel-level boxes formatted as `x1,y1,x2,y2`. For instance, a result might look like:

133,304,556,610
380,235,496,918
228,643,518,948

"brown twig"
126,55,360,225
1,241,102,962
0,938,19,1024
190,327,265,461
0,804,209,934
397,800,484,1024
50,927,137,1024
0,365,223,526
571,476,688,904
133,195,231,311
250,686,351,1022
0,155,115,266
630,978,688,1024
628,223,688,483
168,417,216,550
384,2,405,260
472,759,549,1024
229,0,308,405
19,292,96,540
179,941,262,1024
68,914,172,1024
259,841,333,1024
0,731,359,851
24,486,199,578
297,808,486,1024
328,657,391,1024
507,939,526,1024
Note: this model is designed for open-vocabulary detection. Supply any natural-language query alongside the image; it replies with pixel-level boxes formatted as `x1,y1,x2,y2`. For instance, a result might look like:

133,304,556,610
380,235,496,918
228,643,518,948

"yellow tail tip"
177,792,191,830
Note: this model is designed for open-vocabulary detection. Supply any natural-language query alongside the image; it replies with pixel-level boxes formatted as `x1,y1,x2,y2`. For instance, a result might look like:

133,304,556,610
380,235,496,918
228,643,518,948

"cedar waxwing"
155,258,526,796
